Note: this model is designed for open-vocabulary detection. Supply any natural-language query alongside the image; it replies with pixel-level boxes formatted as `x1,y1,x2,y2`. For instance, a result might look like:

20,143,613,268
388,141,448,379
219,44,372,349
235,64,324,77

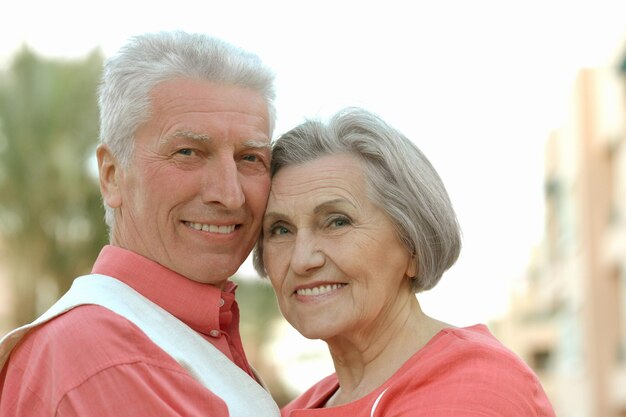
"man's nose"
201,157,245,209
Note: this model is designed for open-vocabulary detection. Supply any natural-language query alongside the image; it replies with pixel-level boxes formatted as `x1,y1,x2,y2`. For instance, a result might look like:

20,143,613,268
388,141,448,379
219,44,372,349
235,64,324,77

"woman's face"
262,154,417,342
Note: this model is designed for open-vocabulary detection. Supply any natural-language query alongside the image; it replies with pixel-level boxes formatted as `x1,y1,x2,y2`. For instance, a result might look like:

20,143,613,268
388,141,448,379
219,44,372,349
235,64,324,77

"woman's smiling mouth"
295,283,347,296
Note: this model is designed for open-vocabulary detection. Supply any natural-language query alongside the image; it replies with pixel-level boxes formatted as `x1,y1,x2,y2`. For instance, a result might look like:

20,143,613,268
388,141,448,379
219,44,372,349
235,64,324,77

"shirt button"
209,330,221,338
219,298,225,307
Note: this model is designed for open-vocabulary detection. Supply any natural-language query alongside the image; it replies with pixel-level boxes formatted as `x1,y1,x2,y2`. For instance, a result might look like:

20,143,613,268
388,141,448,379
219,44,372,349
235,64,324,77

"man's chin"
182,260,243,286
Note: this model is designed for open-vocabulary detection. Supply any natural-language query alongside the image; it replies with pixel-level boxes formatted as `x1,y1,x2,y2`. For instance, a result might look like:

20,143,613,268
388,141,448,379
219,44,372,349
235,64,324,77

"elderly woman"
254,107,555,416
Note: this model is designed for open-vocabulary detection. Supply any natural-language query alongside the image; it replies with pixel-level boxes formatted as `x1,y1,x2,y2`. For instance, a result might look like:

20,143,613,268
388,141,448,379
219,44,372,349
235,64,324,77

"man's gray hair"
98,30,276,229
253,107,461,292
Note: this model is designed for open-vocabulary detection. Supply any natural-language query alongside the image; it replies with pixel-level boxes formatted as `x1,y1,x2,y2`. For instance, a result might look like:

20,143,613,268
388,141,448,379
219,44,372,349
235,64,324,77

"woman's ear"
96,144,123,209
406,253,418,279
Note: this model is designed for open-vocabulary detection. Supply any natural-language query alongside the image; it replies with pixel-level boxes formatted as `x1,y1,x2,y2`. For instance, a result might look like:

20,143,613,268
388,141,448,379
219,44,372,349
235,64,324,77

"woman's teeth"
296,284,345,296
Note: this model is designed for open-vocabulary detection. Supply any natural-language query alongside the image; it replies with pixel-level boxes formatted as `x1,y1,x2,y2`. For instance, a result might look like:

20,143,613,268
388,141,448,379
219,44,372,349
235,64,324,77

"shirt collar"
91,245,237,335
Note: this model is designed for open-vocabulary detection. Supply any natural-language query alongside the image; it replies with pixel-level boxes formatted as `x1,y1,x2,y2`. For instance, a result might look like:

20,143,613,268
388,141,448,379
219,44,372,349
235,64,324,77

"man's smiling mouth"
184,221,238,234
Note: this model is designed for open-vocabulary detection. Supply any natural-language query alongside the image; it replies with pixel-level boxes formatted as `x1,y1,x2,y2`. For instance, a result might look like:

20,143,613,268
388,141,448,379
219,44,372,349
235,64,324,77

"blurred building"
493,53,626,417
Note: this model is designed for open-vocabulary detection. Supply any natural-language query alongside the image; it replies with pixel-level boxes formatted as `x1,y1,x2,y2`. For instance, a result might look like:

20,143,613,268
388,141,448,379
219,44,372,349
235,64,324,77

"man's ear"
96,144,123,209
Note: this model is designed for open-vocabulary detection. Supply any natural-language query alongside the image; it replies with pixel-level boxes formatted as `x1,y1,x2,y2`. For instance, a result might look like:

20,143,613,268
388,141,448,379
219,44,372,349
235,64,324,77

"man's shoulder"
11,304,177,374
1,305,231,416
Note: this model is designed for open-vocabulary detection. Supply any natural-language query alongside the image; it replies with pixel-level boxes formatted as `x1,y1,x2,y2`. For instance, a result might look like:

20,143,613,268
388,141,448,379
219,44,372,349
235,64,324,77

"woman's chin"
291,321,339,341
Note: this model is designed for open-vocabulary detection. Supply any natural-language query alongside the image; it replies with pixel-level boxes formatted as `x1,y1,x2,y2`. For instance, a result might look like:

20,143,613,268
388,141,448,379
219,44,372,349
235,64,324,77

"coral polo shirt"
0,245,255,416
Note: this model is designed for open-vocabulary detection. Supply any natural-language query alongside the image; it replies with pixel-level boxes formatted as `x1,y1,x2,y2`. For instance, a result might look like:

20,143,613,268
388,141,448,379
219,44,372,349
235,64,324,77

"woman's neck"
323,295,451,408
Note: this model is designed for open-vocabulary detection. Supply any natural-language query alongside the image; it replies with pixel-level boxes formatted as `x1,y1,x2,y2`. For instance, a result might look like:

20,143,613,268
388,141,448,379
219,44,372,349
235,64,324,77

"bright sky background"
2,0,625,330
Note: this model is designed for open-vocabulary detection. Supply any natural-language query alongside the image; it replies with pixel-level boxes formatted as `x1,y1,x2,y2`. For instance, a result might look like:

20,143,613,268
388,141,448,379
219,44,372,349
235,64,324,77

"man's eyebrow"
160,130,211,146
160,132,270,151
242,140,271,151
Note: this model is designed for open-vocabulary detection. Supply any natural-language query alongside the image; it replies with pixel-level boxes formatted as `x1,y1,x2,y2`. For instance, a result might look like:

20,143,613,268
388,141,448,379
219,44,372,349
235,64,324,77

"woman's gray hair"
254,107,461,292
98,30,276,229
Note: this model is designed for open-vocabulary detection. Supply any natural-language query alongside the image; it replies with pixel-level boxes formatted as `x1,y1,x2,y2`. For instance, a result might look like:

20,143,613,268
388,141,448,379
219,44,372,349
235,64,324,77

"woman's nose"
289,232,325,275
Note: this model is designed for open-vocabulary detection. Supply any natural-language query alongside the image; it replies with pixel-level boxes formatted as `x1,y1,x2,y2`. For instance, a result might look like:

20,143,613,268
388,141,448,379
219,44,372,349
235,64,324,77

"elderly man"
0,31,279,417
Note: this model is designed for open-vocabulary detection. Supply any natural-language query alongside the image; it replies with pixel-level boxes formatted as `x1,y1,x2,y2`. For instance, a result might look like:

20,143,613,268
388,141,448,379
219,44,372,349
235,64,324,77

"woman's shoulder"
405,324,537,379
432,324,531,366
380,324,555,416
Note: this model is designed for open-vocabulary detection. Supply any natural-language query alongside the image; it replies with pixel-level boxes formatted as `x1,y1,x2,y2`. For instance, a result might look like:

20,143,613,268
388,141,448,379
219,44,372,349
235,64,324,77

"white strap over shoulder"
0,274,280,417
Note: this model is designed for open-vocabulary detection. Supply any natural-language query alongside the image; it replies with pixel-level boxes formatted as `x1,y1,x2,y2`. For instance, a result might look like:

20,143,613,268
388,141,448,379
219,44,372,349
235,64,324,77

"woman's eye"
266,221,293,237
329,216,351,228
271,225,290,236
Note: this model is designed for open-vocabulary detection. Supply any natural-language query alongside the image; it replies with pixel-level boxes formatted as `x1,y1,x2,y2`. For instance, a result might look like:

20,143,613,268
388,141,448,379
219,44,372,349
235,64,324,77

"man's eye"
177,148,194,156
242,154,264,163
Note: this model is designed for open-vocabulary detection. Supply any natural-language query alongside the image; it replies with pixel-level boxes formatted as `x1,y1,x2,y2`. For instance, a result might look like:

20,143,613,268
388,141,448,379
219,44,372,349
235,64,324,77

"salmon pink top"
282,325,555,417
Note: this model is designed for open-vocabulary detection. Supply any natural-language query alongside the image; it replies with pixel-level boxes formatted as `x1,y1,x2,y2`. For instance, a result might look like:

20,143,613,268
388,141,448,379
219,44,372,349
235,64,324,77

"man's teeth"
187,222,236,234
296,284,344,296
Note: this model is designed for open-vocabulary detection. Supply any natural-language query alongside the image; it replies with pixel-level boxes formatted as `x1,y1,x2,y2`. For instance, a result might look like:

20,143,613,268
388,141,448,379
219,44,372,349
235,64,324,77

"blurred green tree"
0,47,108,326
0,48,289,403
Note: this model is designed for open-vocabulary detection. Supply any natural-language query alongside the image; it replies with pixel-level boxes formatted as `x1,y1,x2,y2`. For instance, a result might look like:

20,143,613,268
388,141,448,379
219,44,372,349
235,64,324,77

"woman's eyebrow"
313,198,353,215
262,212,287,226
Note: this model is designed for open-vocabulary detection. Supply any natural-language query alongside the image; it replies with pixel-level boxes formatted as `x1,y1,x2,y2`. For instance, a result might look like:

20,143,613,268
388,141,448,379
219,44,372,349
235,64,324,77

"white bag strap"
0,274,280,417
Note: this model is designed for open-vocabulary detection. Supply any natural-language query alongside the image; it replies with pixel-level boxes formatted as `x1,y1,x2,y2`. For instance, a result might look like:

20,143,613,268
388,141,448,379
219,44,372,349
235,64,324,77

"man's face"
98,79,271,287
